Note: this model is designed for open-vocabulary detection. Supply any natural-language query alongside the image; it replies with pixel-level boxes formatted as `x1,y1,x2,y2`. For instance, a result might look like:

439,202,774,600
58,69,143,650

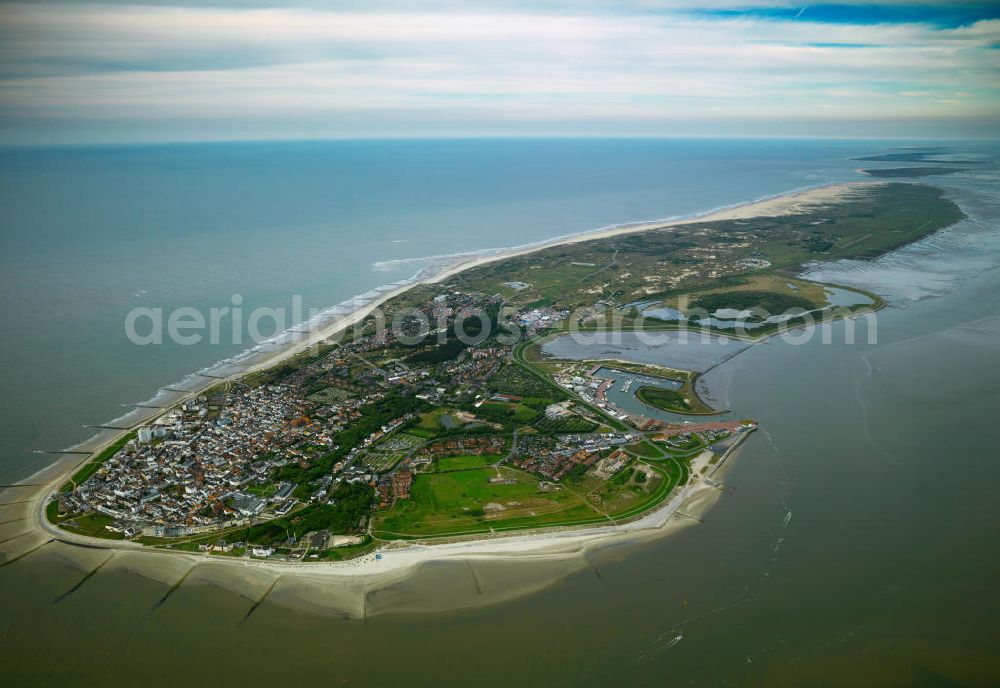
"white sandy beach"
417,181,879,286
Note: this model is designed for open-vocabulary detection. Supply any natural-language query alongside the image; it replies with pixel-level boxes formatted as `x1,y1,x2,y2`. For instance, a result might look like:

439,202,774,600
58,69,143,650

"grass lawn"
62,512,125,539
511,404,540,423
45,500,73,524
624,440,663,458
245,483,278,497
606,459,687,520
533,415,599,434
430,453,502,472
373,456,687,539
418,410,446,432
210,547,247,558
636,385,694,413
660,434,706,456
373,465,599,537
478,401,539,424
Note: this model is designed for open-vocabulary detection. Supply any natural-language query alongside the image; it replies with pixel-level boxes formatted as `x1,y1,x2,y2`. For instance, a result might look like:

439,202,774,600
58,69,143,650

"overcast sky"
0,1,997,144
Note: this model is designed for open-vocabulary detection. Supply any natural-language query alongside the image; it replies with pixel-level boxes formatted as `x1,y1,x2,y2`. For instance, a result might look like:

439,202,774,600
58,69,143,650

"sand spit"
417,182,879,288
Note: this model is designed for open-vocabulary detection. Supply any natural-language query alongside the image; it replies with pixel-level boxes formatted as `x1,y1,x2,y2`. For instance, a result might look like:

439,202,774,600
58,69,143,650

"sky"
0,1,998,144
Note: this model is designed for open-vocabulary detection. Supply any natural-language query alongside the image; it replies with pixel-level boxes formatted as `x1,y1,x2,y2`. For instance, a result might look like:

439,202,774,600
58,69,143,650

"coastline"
9,180,878,583
24,433,748,599
21,180,875,472
405,181,877,285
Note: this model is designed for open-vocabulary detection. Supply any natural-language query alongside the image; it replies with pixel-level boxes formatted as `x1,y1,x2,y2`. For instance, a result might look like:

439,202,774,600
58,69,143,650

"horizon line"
3,133,998,151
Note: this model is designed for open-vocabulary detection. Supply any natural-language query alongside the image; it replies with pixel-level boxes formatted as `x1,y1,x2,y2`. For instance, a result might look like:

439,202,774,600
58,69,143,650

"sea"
1,138,998,685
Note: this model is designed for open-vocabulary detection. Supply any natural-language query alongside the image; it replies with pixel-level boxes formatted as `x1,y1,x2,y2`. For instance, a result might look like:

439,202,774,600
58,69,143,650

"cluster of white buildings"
516,307,569,332
63,385,326,537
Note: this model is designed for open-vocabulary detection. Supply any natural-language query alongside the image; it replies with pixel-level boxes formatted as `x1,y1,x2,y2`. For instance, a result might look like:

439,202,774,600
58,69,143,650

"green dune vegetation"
380,183,961,320
688,290,816,317
635,386,697,414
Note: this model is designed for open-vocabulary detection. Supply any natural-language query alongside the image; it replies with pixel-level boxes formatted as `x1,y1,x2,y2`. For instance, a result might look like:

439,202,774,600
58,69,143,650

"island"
39,180,963,565
855,146,992,178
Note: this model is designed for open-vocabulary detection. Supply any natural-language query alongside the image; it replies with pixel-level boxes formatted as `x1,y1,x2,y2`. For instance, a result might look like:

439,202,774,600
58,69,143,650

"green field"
430,453,502,472
373,456,685,539
490,363,568,401
61,512,125,539
624,439,664,458
689,290,815,316
661,433,705,456
532,415,599,434
478,401,539,424
373,466,596,537
417,410,448,433
635,385,695,413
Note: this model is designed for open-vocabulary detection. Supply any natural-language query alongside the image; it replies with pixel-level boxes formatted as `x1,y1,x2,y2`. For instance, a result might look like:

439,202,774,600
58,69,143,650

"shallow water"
824,285,875,307
543,329,751,373
2,140,1000,685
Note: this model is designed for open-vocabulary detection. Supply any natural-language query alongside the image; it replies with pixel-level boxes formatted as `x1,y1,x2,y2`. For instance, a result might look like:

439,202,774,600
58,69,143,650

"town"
51,285,756,559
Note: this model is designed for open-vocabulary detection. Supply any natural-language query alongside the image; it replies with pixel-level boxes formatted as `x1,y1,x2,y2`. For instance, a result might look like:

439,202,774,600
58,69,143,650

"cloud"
0,2,997,142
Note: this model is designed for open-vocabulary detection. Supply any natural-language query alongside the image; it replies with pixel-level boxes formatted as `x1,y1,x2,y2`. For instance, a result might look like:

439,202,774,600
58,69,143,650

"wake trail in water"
640,428,793,659
853,352,899,469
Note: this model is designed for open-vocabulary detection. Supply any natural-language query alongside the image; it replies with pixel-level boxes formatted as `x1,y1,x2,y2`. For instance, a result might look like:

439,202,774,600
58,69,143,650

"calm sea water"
1,138,875,482
2,139,998,686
